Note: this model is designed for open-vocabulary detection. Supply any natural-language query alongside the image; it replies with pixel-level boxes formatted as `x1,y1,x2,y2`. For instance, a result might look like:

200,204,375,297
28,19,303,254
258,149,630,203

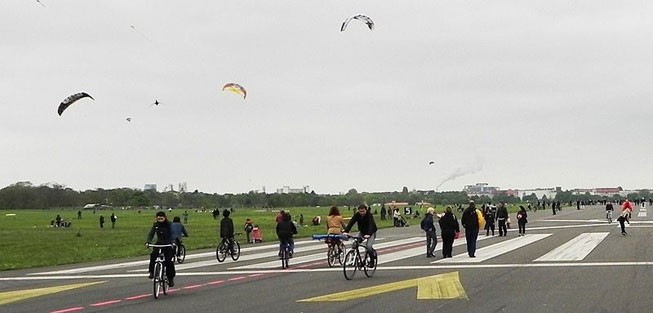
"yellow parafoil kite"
222,83,247,99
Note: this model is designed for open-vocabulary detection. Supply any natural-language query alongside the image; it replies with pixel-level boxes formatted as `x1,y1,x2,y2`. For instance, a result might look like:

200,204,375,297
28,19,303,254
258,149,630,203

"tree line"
0,181,647,210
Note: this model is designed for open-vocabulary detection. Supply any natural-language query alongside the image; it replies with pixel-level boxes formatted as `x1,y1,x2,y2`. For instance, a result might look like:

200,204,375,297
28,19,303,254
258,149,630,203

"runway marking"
535,232,608,261
0,281,104,305
297,271,467,302
435,234,551,263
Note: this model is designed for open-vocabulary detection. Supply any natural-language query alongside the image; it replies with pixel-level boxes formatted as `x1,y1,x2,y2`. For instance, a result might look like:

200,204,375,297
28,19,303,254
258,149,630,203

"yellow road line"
0,281,105,305
298,271,466,302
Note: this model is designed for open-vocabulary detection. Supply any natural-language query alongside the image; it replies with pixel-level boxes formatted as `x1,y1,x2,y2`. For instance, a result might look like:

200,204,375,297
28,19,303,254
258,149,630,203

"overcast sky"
2,0,652,195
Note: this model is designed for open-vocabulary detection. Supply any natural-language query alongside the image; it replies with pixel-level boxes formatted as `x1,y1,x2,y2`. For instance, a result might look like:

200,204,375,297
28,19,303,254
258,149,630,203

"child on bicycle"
146,211,177,287
220,209,235,251
276,212,297,258
343,204,378,265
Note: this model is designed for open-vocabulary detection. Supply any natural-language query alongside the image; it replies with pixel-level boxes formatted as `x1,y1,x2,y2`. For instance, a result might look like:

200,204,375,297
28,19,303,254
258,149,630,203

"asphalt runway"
2,204,652,313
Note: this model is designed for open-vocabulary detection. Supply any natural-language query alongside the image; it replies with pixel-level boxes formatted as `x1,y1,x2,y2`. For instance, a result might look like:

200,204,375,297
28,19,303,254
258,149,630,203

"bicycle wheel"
216,242,227,263
153,263,162,299
363,252,377,277
343,250,357,280
327,245,337,268
337,242,346,265
177,245,186,264
230,241,241,261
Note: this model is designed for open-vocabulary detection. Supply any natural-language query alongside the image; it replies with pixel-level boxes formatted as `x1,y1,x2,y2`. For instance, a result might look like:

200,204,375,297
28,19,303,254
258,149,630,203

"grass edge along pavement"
0,204,533,271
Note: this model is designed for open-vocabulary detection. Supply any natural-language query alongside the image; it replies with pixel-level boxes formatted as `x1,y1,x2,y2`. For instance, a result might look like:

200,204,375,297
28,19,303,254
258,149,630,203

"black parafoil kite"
341,15,375,31
57,92,94,116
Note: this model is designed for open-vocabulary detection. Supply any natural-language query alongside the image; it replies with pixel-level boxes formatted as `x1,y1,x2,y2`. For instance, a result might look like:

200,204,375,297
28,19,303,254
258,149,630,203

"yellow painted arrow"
297,271,467,302
0,281,105,305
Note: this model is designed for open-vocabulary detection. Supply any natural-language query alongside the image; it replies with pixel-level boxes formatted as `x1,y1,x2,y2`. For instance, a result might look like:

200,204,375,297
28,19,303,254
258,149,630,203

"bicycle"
342,235,376,280
147,243,173,299
174,241,186,264
312,234,347,267
216,233,241,263
606,210,613,224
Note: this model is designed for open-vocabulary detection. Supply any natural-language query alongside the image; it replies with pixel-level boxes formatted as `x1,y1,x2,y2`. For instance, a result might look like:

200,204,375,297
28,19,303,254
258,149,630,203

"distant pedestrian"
461,201,480,258
110,213,117,228
438,206,459,258
517,206,528,236
77,210,82,220
485,206,496,236
617,210,630,235
99,215,105,229
496,202,509,236
183,211,189,224
420,207,437,258
244,218,254,243
299,213,304,225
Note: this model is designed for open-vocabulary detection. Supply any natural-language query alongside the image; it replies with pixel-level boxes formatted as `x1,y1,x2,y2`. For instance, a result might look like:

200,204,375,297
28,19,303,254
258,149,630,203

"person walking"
461,200,480,258
438,206,459,258
617,210,630,235
485,205,496,236
110,213,117,228
517,206,528,236
99,215,105,229
420,207,437,258
496,202,509,236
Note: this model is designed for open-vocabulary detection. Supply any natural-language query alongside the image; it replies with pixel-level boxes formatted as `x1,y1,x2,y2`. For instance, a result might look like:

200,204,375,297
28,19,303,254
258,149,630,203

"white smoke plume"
435,158,484,191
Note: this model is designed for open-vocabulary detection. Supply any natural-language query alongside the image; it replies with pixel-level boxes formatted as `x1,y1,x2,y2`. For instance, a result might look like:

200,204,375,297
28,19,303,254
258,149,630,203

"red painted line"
205,280,226,285
90,299,122,307
182,284,203,290
51,307,85,313
247,273,264,278
227,276,246,281
125,294,150,300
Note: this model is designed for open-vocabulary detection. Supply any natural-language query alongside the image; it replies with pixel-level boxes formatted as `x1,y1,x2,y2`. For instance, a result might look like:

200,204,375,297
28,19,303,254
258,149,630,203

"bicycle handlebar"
146,243,175,248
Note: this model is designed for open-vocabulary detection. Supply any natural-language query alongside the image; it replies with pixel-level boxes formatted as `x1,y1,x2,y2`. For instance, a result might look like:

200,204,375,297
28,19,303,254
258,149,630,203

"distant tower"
178,182,187,193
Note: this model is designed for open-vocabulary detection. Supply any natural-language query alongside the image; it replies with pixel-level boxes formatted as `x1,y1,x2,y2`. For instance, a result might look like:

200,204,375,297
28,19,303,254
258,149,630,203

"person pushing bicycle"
146,211,177,287
343,204,378,265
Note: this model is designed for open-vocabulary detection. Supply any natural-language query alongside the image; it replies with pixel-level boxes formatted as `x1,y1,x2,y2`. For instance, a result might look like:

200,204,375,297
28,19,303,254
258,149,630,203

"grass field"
0,206,401,271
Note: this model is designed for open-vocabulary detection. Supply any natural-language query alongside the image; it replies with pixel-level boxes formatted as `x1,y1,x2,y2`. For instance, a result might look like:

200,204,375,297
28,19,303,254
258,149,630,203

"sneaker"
168,278,174,287
148,273,154,279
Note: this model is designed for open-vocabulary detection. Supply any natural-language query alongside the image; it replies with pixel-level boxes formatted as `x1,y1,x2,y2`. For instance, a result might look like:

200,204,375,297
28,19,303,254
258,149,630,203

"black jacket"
344,211,378,236
276,220,297,240
461,205,479,230
220,217,234,238
147,221,174,244
438,212,460,234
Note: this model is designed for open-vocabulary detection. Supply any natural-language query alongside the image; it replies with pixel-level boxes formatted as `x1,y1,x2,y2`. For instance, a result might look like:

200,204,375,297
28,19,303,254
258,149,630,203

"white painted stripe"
435,234,551,263
637,212,647,217
534,232,608,262
230,237,424,269
379,235,494,264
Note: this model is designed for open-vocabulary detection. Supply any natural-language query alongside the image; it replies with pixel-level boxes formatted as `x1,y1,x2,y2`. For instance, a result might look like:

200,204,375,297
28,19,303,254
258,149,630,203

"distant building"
592,187,623,196
276,185,310,194
519,188,558,200
463,183,499,198
144,184,157,192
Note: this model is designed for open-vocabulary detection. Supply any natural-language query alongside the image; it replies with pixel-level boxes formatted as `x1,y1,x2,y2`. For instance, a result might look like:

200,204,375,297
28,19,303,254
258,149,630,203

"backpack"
244,223,254,232
420,216,431,231
476,209,486,230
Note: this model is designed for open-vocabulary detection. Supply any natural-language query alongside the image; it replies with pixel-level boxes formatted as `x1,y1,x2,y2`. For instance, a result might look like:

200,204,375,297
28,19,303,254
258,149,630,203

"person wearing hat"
420,207,437,258
146,211,177,286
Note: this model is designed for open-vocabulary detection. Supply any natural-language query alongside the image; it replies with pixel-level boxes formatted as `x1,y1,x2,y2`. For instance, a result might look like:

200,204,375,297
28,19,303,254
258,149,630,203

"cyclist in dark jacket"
220,209,235,250
276,212,297,257
343,205,378,263
146,211,176,286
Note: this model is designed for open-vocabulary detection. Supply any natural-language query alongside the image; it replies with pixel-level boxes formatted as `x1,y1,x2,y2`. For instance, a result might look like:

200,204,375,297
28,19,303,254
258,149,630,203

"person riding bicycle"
326,206,347,251
146,211,176,287
171,216,188,257
621,199,633,219
219,209,235,252
605,202,614,220
276,212,297,258
343,204,378,265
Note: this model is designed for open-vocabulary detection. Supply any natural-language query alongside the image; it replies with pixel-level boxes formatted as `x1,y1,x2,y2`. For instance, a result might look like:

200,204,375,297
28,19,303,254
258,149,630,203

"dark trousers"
149,247,176,279
465,229,478,257
485,222,495,236
441,230,455,257
618,219,627,233
518,222,526,235
498,219,507,236
425,230,437,256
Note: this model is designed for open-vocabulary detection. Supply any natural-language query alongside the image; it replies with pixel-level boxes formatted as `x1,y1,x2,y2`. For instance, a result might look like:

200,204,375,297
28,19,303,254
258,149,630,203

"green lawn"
0,206,396,271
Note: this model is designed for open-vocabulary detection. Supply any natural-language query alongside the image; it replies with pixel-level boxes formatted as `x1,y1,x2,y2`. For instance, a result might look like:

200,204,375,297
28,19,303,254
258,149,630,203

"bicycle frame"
147,243,174,299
